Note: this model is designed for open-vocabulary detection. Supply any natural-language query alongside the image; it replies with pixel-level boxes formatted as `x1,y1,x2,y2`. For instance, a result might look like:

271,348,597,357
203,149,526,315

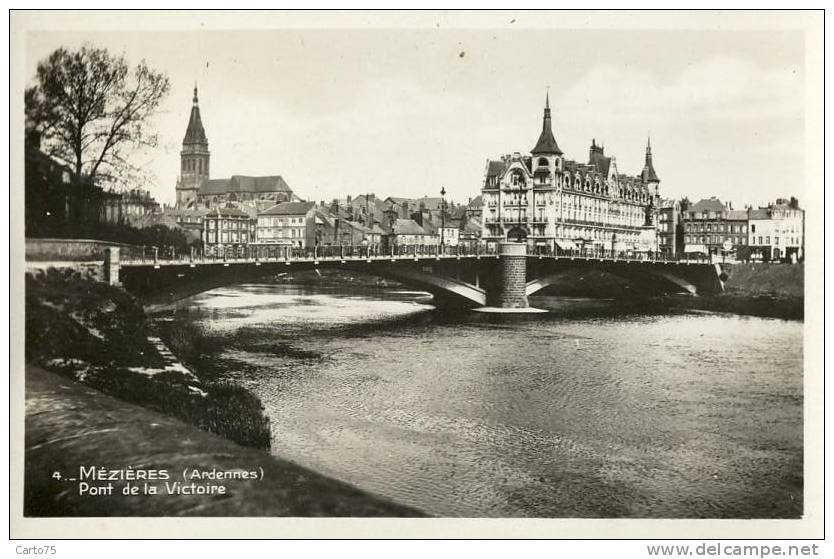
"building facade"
255,201,317,249
656,198,681,256
383,218,436,248
682,198,749,257
480,94,659,254
101,188,161,225
748,199,804,262
202,207,256,257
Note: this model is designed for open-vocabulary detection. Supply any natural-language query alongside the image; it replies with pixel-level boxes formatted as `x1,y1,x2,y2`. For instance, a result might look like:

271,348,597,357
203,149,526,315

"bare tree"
25,44,170,190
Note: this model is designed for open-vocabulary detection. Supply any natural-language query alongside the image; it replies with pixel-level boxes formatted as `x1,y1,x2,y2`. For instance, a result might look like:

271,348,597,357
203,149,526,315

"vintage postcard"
9,9,824,541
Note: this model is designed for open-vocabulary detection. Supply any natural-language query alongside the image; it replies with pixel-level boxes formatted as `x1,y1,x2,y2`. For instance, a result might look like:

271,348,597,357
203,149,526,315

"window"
775,237,779,245
751,224,756,233
766,236,770,244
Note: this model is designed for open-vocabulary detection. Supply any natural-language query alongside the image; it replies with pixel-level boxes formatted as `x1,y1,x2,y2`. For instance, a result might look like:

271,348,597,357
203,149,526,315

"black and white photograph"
9,9,824,542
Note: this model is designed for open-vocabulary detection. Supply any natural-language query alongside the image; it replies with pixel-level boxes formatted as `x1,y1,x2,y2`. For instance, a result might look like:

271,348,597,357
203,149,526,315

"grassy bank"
25,268,272,449
721,262,804,298
665,262,804,320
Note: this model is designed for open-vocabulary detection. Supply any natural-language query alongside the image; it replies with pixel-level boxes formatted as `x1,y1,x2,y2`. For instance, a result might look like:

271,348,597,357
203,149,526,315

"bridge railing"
120,243,500,265
527,245,712,264
119,243,712,266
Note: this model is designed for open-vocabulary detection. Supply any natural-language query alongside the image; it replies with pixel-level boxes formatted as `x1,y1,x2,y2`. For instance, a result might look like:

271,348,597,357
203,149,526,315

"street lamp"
440,186,446,248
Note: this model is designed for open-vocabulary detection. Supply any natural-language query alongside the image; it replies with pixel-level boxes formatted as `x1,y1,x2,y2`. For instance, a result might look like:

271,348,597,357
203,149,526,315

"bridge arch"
525,262,707,297
120,259,489,308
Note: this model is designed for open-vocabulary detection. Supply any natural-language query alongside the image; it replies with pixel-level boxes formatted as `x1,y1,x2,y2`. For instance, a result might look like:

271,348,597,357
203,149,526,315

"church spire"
183,83,208,146
531,89,562,156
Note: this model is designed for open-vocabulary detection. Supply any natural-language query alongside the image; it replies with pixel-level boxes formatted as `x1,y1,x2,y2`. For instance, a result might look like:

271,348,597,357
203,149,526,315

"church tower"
641,136,660,195
176,85,210,208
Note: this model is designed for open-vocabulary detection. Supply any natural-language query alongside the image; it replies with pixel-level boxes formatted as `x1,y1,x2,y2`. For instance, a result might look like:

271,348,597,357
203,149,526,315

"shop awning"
555,240,579,251
684,244,709,254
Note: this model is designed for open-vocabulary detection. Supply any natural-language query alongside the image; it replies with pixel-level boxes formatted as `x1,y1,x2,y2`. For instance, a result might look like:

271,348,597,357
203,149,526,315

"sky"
25,26,806,209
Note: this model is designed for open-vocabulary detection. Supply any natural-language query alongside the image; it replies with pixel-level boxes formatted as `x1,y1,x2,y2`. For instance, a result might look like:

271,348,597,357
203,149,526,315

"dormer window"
510,169,526,187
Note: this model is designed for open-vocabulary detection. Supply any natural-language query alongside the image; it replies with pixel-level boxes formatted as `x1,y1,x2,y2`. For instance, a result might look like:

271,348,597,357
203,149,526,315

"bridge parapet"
114,243,724,308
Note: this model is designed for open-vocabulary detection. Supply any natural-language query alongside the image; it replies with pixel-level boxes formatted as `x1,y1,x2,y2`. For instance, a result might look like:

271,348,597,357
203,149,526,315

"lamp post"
440,186,446,249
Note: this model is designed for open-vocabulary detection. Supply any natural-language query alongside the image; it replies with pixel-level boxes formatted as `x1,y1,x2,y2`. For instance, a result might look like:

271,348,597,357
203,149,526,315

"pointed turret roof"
641,137,659,183
183,85,208,146
531,91,563,156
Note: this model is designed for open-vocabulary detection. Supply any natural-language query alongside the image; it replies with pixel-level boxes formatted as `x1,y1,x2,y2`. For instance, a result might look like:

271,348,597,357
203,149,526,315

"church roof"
198,179,232,195
183,86,208,146
231,175,292,193
197,175,292,196
531,92,563,156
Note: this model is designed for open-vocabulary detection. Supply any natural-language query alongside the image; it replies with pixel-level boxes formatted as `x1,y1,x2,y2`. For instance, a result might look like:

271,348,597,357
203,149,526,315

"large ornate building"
480,94,660,254
175,86,295,211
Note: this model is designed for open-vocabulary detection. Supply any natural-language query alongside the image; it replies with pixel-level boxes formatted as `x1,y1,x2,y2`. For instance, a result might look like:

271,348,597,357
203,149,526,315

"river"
160,283,803,518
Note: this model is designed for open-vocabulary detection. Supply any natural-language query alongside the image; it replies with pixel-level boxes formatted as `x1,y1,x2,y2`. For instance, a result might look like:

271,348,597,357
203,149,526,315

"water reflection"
161,283,803,518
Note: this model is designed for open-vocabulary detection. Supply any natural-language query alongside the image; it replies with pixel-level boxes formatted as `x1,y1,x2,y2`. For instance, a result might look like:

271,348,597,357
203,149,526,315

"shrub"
26,270,272,449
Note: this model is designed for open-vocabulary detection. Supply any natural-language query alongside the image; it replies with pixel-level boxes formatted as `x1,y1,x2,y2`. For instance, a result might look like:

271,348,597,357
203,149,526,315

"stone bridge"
109,243,725,310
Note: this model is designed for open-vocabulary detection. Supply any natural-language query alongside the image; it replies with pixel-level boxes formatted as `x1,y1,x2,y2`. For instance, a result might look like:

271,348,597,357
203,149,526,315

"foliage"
28,219,199,254
82,369,272,449
26,270,272,449
25,44,170,190
25,267,158,366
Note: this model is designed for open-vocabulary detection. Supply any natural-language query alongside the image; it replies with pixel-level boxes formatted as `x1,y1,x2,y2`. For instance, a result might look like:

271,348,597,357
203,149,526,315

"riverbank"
663,262,804,320
24,365,423,517
25,268,271,448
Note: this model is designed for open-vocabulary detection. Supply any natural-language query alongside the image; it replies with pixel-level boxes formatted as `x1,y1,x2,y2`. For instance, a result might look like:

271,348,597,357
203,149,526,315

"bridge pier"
487,242,529,309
